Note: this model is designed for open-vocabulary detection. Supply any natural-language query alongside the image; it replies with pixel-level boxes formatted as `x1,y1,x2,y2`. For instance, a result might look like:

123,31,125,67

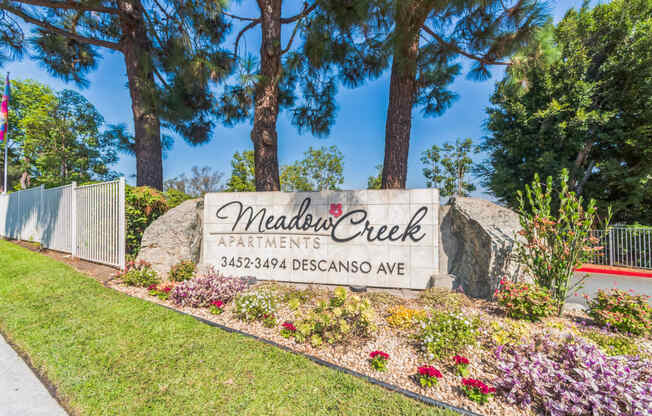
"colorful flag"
0,73,9,142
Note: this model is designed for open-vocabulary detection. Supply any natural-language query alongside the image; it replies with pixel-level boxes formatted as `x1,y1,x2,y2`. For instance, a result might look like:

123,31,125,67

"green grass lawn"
0,241,454,416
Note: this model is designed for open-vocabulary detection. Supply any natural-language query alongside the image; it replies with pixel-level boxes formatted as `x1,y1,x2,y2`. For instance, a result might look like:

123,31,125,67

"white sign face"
202,189,439,289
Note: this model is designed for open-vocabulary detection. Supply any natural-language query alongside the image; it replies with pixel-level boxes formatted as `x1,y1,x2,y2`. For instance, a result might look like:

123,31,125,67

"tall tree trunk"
381,4,424,189
252,0,282,191
119,0,163,190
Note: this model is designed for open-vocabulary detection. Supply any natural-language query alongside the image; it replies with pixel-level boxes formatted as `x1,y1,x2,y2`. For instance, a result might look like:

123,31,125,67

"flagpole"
2,72,7,194
3,131,6,194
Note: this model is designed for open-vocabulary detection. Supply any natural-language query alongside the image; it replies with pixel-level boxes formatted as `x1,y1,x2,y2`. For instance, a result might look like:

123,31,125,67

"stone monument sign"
202,189,439,289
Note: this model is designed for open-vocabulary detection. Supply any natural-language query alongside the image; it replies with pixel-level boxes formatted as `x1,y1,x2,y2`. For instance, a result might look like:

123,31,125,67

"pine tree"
0,0,232,190
218,1,385,191
336,0,547,189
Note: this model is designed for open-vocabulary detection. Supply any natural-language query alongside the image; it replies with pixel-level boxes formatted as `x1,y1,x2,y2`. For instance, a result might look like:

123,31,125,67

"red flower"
329,203,343,218
282,322,296,332
211,300,224,308
370,350,389,360
418,366,442,378
461,378,494,394
162,286,172,293
147,284,157,291
453,355,470,365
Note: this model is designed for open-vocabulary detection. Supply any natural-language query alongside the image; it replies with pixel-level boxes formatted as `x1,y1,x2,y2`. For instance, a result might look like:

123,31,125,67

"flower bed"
111,278,652,416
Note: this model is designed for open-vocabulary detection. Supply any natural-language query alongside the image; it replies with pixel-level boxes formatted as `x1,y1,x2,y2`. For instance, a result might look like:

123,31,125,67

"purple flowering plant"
496,334,652,416
170,267,249,307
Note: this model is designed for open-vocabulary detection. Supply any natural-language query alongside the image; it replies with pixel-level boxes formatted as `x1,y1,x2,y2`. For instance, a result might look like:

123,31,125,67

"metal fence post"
118,177,126,270
608,229,614,266
71,182,77,258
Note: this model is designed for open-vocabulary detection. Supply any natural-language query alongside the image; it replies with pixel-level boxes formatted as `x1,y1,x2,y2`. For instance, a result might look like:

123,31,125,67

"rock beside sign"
440,197,527,299
137,198,203,278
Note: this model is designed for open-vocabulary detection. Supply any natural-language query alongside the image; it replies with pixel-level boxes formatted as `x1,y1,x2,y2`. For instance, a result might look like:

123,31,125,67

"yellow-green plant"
386,306,427,330
489,320,531,346
293,290,376,347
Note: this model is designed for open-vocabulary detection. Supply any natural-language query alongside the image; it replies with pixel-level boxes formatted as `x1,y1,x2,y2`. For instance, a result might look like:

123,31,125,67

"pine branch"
12,0,120,14
280,2,317,24
222,11,260,22
4,4,121,50
281,17,302,55
421,25,510,66
234,19,259,56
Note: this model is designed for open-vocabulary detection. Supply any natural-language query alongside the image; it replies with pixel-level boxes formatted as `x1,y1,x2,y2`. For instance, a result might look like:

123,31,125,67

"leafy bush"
118,260,160,287
417,311,479,361
385,306,427,330
234,291,277,323
169,268,249,307
164,189,193,208
369,350,389,372
293,289,377,347
280,322,296,338
515,169,610,315
488,320,532,347
209,300,224,315
497,335,652,415
453,355,470,377
495,280,556,321
417,366,442,388
168,260,196,282
147,283,173,300
582,330,640,357
126,186,168,256
461,379,495,405
419,287,473,311
586,289,651,336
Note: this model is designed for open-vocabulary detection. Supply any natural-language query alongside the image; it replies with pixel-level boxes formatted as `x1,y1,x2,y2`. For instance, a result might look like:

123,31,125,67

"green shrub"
419,287,473,311
126,186,168,256
164,189,193,208
495,280,556,321
234,291,277,322
417,311,479,361
293,289,377,347
515,169,610,315
168,260,196,282
583,330,640,357
119,260,160,287
587,289,651,336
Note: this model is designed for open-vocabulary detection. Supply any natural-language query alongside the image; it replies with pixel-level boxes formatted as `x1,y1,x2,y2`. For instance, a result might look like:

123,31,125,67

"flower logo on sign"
329,203,343,218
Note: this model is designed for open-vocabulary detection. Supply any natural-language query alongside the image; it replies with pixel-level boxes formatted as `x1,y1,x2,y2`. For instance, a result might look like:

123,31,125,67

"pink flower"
418,365,442,378
370,350,389,360
282,322,296,332
329,203,343,217
211,300,224,308
453,355,470,365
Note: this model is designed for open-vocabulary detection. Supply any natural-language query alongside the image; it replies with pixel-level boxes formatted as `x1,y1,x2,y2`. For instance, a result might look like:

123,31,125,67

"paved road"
0,333,67,416
567,272,652,307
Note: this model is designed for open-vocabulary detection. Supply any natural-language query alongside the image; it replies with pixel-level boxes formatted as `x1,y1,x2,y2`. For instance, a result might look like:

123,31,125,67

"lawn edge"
2,241,481,416
0,327,76,416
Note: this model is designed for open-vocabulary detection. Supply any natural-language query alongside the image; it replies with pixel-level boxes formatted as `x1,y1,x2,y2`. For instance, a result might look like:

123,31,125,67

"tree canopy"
2,79,119,190
0,0,232,190
280,145,344,192
478,0,652,223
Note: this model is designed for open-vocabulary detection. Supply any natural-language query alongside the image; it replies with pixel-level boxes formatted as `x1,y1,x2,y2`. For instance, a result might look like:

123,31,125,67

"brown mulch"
13,240,117,284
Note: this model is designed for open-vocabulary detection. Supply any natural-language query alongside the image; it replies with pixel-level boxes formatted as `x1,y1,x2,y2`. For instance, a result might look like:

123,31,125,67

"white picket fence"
0,178,126,269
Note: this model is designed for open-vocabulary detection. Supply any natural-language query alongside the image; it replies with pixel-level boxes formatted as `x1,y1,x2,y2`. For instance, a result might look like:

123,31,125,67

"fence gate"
0,178,126,269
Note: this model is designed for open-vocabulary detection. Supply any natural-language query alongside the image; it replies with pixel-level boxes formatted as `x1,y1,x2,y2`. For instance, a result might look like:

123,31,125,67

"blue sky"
4,0,586,195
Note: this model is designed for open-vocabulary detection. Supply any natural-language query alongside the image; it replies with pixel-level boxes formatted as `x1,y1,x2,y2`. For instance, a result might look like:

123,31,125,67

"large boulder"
439,197,527,299
137,198,203,278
